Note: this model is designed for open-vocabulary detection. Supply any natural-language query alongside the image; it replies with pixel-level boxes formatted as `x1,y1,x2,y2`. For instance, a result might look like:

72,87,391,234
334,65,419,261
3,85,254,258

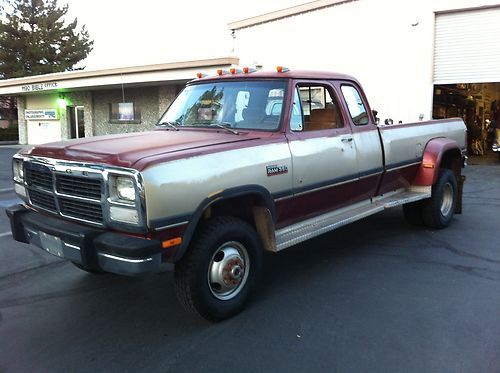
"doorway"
68,106,85,139
432,82,500,161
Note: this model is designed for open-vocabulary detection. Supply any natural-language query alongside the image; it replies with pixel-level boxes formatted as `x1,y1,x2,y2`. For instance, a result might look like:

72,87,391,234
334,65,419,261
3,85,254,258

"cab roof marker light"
196,72,207,79
229,68,242,74
276,66,290,73
217,69,229,76
242,67,256,74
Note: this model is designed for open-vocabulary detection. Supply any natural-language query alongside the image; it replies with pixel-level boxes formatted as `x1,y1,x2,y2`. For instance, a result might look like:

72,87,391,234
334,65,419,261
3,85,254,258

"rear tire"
422,169,457,229
174,216,262,321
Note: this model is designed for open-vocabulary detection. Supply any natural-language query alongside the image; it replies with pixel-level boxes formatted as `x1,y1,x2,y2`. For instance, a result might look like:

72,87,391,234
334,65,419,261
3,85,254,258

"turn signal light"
162,237,182,249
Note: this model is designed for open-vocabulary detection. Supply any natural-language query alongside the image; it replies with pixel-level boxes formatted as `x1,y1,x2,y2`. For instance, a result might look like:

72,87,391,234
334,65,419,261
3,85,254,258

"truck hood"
24,129,260,170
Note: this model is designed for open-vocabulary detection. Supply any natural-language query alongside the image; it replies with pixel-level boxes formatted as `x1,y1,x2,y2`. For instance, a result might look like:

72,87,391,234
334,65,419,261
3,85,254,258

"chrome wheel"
440,182,454,216
208,241,250,301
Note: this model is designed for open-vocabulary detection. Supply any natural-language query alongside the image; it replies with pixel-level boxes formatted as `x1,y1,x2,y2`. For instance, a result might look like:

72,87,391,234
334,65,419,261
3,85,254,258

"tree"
0,0,93,131
0,0,93,79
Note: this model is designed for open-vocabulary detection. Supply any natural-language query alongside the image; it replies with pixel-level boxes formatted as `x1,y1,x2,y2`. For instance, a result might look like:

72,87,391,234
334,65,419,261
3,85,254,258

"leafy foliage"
0,0,93,79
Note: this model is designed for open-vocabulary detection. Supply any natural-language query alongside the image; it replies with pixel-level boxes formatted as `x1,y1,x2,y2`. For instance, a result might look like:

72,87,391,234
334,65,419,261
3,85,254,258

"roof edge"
0,56,239,88
228,0,356,31
434,3,500,14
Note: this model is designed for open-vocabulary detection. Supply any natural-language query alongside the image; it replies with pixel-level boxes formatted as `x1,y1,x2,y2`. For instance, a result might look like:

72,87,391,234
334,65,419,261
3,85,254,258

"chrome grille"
56,174,102,200
59,197,103,223
29,189,57,212
25,162,104,225
25,166,53,190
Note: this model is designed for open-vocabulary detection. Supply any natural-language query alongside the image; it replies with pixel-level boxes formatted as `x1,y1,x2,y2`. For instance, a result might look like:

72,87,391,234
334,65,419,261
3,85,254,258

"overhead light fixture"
57,93,68,108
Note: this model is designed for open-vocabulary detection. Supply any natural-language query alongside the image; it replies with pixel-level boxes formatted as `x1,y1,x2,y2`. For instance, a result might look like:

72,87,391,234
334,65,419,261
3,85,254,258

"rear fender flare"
412,138,461,186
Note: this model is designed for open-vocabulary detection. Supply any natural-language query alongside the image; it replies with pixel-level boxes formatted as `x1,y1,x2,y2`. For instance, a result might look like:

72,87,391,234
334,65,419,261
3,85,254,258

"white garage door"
434,6,500,84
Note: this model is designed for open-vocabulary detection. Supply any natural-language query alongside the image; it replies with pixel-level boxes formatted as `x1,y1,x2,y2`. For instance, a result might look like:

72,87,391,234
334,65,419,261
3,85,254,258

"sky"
64,0,307,70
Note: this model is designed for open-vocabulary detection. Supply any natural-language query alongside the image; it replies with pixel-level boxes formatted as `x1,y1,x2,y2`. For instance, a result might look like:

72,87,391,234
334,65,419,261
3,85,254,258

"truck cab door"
337,82,384,198
284,82,359,223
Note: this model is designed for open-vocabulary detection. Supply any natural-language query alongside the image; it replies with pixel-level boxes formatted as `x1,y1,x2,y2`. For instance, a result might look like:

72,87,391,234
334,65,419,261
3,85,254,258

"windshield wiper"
186,122,240,135
157,121,180,131
210,123,239,135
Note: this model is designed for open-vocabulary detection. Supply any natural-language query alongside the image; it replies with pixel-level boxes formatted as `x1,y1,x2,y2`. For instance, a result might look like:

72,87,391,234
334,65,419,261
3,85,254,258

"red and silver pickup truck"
7,69,467,320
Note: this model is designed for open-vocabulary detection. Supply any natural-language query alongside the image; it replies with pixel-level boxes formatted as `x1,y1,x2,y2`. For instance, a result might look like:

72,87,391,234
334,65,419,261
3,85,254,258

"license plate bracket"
39,231,64,258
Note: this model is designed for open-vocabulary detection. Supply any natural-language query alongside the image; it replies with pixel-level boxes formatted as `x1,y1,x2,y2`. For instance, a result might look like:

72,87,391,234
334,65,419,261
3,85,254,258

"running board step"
274,187,431,252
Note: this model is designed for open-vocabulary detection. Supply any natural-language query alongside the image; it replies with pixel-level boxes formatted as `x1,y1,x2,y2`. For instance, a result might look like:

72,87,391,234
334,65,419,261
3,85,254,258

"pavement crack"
463,186,498,194
463,202,500,207
0,286,108,309
0,260,66,287
367,252,500,283
451,264,500,282
423,235,500,265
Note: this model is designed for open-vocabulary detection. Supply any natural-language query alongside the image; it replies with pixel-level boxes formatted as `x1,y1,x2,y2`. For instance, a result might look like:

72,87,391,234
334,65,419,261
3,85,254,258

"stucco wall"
93,87,159,136
16,96,27,144
159,85,178,115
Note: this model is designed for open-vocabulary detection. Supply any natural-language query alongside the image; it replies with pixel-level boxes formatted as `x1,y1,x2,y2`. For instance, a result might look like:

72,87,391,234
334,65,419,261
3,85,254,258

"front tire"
422,169,457,229
174,216,262,321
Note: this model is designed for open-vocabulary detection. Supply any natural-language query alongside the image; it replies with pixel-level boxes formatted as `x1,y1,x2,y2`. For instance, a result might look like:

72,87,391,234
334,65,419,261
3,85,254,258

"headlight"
13,159,24,182
115,176,136,202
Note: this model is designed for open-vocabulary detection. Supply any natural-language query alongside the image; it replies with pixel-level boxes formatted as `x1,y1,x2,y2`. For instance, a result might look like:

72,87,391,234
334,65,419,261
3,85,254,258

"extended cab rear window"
291,84,344,132
159,80,287,131
341,85,369,125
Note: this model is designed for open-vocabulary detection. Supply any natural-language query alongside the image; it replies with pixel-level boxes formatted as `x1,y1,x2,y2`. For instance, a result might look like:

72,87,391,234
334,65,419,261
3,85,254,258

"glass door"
69,106,85,139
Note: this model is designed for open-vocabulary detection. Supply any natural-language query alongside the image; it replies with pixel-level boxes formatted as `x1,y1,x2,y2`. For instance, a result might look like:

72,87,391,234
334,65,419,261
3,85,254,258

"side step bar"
274,187,431,252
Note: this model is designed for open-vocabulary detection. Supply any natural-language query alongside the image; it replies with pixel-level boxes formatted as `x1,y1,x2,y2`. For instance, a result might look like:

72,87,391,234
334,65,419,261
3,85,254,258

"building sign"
25,109,59,120
21,82,58,92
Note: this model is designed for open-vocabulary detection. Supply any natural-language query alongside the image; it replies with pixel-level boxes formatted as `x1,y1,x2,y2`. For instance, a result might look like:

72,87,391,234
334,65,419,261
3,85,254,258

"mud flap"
252,206,276,252
455,175,466,214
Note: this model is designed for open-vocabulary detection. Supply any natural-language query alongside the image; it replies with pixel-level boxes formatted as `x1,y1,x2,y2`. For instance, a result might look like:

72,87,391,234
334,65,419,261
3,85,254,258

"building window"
109,102,141,123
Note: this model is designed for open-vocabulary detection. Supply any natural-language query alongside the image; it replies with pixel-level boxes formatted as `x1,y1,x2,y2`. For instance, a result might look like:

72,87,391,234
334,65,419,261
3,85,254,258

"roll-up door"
434,6,500,84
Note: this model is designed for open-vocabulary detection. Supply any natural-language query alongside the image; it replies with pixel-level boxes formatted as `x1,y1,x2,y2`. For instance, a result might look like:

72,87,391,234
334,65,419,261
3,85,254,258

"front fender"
171,184,276,262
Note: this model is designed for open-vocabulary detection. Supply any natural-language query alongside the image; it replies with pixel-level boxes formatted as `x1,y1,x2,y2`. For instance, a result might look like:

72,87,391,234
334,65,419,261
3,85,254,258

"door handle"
341,136,353,143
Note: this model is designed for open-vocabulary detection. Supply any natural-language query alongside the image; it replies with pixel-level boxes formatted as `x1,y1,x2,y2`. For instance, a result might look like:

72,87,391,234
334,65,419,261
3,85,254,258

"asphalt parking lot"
0,146,499,373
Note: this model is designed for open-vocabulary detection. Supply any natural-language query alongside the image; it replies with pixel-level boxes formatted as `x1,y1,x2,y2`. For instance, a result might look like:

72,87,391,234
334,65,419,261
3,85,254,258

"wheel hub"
440,182,454,216
208,242,250,300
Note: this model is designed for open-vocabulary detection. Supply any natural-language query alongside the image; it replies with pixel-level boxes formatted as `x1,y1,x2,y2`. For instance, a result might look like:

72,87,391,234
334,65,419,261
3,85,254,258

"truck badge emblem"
266,165,288,176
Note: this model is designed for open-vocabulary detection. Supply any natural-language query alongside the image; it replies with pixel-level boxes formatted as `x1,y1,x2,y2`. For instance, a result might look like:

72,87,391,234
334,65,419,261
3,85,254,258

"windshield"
158,80,287,131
